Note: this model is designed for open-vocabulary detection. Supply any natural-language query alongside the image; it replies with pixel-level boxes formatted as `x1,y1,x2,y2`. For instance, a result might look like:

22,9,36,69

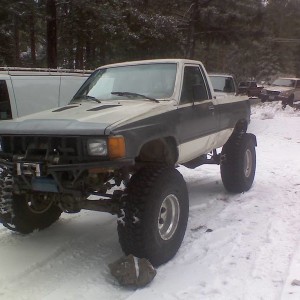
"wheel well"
234,119,248,135
136,137,178,165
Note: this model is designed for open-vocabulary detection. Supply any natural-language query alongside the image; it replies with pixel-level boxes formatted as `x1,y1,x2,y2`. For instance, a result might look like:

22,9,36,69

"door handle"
208,105,215,111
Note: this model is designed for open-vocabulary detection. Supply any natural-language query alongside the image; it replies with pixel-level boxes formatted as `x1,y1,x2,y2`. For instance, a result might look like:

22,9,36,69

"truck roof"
0,74,10,79
97,59,204,69
0,67,93,76
278,77,300,80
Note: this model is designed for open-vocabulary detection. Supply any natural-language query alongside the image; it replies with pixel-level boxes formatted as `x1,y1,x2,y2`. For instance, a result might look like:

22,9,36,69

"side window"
223,77,235,93
0,80,12,120
296,80,300,88
180,66,209,104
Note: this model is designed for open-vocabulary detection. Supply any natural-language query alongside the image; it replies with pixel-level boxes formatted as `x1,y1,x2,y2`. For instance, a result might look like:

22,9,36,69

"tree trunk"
75,40,84,69
13,14,20,66
29,11,36,66
85,34,96,69
46,0,57,68
295,44,300,78
184,0,199,59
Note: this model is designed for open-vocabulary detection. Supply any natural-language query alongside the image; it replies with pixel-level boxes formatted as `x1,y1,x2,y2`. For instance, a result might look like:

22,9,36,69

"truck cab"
208,73,237,98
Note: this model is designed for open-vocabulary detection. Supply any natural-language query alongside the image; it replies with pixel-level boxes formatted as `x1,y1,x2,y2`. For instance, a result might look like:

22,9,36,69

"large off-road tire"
0,170,62,234
117,167,189,267
221,133,257,193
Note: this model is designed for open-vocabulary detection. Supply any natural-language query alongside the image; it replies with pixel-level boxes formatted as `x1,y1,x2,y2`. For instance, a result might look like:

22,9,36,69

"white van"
0,68,93,120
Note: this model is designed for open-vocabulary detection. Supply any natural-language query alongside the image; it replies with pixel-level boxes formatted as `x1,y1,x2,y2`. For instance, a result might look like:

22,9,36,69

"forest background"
0,0,300,82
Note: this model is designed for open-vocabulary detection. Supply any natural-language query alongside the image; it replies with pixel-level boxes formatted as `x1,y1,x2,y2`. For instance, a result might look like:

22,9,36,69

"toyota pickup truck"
0,59,257,266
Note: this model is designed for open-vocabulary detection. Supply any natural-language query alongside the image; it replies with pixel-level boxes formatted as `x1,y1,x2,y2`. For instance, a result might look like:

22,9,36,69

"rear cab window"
0,80,12,120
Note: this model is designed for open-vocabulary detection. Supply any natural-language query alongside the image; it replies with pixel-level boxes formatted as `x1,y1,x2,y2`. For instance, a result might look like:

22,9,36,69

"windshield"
72,63,177,102
209,75,235,93
272,79,295,87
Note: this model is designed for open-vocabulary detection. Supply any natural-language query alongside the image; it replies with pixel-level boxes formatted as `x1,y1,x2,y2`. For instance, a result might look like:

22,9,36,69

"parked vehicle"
0,67,92,120
208,74,237,98
259,77,300,107
0,59,256,266
237,81,264,98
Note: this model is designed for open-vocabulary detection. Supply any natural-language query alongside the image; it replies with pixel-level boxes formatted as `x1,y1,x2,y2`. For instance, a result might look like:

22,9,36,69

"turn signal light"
108,136,126,159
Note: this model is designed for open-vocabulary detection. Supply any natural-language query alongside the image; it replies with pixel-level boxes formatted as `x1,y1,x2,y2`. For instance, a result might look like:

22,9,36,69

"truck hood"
266,86,294,92
0,100,174,135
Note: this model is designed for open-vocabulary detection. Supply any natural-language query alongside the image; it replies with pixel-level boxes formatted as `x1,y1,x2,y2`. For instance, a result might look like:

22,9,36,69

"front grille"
267,90,280,96
1,135,84,162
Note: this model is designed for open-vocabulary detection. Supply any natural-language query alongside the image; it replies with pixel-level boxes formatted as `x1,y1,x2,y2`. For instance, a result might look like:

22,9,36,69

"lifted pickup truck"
0,59,257,266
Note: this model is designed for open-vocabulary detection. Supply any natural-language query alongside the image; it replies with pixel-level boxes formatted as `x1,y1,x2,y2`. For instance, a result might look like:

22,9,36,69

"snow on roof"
0,67,93,76
278,77,300,80
97,58,204,69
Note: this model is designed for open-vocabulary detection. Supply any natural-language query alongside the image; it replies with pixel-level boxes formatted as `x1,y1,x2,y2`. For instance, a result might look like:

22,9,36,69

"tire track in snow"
1,104,300,300
145,121,300,300
0,211,134,300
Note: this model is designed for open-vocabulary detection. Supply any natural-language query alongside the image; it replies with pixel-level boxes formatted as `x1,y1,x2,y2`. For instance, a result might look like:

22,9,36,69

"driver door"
177,64,219,164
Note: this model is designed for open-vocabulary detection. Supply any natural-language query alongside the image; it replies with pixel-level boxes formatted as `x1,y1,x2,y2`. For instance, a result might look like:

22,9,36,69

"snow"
1,101,300,299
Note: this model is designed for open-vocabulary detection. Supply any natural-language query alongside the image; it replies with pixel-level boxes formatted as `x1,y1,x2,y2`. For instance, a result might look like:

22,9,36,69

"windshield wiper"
111,91,159,103
73,95,101,103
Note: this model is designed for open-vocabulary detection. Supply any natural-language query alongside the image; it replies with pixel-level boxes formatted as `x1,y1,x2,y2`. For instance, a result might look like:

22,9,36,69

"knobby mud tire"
0,170,62,234
0,169,14,230
117,167,189,267
221,133,257,193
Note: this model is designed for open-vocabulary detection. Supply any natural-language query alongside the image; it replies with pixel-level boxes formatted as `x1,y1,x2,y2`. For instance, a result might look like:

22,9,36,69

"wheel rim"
244,149,253,178
158,194,180,240
27,194,53,214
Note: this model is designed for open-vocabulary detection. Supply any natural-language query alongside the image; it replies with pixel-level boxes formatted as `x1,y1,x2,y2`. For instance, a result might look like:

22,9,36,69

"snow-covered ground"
0,102,300,300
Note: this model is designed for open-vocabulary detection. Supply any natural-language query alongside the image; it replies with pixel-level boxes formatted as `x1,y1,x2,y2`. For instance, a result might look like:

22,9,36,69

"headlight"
87,138,107,156
87,136,126,158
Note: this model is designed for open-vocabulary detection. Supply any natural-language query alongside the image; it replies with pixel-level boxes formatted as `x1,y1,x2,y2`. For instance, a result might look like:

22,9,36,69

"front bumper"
0,157,135,195
0,158,135,174
259,94,280,102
